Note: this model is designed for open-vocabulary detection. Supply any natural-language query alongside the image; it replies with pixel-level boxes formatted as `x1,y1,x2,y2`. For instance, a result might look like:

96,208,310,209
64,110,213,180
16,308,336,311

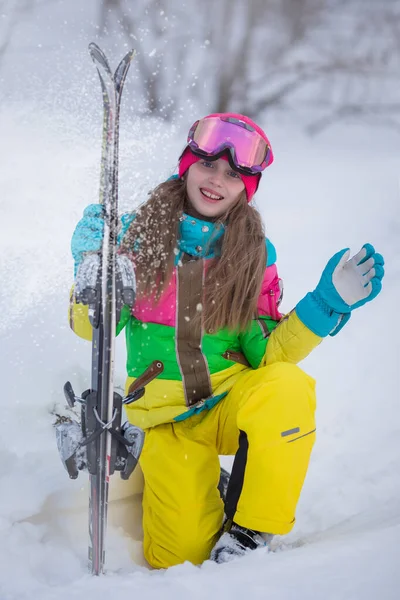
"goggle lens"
188,116,271,173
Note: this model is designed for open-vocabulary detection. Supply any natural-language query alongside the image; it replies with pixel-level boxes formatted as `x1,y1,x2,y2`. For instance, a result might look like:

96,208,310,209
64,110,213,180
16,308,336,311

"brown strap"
222,350,251,368
257,318,271,339
176,254,212,406
128,360,164,394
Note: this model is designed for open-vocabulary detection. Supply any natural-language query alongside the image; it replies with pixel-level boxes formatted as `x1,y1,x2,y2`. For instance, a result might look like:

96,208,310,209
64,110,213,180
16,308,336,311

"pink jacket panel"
257,264,283,321
133,264,282,326
133,271,177,327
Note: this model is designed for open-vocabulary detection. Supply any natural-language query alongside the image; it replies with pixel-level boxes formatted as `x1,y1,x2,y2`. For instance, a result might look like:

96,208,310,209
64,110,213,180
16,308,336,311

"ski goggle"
185,116,272,175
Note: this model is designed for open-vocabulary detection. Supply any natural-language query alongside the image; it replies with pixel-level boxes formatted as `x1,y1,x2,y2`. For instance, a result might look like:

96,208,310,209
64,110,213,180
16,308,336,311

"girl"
70,113,384,568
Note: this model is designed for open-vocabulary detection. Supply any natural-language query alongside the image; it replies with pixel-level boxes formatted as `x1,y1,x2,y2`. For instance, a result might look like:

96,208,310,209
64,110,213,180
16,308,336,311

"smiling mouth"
200,188,224,201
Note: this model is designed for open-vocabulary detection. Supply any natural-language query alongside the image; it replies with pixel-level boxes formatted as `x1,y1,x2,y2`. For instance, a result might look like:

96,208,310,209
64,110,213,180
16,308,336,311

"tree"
2,0,398,131
97,0,400,131
0,1,55,67
0,0,24,65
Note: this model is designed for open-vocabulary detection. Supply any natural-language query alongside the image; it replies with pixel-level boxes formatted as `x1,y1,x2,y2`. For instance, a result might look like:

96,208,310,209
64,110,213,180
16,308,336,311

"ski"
86,41,132,578
55,43,145,576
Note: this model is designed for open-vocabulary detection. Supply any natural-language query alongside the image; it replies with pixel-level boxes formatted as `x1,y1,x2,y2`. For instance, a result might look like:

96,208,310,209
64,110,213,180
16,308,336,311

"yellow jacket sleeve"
69,287,92,341
262,310,323,366
68,287,132,341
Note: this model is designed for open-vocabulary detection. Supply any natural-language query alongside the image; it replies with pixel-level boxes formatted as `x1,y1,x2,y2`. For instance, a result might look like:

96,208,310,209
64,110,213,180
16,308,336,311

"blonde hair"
119,177,266,331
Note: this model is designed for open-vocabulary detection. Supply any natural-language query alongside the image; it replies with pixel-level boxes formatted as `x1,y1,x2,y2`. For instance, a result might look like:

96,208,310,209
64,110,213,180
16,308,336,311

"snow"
0,2,400,599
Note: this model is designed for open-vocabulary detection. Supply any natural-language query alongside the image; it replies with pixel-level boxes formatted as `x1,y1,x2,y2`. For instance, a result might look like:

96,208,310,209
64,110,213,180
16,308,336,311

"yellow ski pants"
139,362,316,569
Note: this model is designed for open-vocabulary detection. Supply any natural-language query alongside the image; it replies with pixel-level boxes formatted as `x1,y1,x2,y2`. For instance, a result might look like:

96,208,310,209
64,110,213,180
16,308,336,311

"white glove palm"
333,247,377,306
317,243,384,313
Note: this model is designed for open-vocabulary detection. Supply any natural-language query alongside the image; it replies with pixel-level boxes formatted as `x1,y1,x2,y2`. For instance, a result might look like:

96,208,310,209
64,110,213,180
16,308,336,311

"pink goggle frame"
186,116,272,175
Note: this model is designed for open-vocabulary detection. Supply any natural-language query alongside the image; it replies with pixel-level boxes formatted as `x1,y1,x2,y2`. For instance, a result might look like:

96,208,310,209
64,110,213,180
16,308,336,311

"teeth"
201,189,223,200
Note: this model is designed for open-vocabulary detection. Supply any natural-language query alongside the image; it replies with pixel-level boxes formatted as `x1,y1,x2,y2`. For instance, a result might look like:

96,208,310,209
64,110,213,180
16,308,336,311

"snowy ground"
1,3,400,598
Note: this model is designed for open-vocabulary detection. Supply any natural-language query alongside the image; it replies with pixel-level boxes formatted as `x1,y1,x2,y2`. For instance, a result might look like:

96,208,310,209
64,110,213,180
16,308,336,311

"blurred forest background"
0,0,399,133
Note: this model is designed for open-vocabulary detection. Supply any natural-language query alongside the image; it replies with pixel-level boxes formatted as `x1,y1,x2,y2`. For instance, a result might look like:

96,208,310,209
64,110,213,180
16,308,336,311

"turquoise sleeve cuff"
118,212,136,244
295,292,344,337
265,238,277,266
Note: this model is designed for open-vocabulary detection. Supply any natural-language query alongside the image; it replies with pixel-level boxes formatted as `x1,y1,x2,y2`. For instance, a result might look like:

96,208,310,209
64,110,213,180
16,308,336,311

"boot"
210,521,273,564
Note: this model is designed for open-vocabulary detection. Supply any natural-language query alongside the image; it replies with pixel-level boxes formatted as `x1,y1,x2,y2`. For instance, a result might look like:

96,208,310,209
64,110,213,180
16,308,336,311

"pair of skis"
56,43,143,576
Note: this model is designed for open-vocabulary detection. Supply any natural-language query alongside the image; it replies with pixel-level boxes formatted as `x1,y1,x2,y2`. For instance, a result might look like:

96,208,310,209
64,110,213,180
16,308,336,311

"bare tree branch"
94,0,400,131
0,0,57,66
307,103,400,135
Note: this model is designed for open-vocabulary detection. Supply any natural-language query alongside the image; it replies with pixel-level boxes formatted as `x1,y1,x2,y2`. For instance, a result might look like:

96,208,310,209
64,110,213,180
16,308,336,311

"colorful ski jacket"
70,212,323,429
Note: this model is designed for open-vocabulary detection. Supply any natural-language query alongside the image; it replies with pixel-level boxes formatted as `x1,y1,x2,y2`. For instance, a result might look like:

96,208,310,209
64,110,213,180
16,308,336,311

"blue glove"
71,204,105,276
71,205,137,276
296,243,385,337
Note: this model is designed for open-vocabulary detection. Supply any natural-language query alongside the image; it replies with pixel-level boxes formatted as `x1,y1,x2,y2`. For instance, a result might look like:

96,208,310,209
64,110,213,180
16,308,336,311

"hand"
296,244,385,337
71,204,104,274
315,244,384,313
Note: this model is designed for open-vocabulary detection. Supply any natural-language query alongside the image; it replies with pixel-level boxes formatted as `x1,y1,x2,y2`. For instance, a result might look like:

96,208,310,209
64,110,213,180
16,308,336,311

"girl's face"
186,158,245,219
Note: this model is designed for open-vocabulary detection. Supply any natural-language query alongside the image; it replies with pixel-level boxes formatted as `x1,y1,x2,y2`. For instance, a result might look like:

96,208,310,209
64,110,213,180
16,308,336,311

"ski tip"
89,43,135,80
113,49,136,90
88,42,103,59
116,48,136,71
126,49,136,62
88,42,112,73
88,43,135,59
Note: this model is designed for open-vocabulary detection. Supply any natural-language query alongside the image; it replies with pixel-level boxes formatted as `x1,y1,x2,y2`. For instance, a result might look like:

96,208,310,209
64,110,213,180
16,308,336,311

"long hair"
119,177,266,332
